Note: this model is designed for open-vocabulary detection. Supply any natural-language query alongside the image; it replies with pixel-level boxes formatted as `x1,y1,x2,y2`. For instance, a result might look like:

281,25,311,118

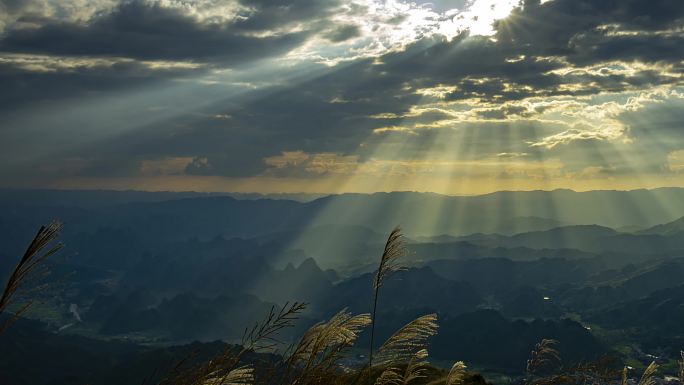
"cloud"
263,151,360,177
622,95,684,148
0,1,313,63
529,127,623,149
2,0,684,190
323,24,362,42
0,54,205,111
668,150,684,173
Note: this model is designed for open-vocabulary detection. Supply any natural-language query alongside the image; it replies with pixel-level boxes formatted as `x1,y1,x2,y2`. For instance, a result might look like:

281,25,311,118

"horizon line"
1,185,684,199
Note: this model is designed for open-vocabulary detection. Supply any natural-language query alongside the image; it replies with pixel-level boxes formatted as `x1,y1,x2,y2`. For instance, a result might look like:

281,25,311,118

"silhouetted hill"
432,310,604,372
0,189,324,208
412,217,568,238
456,225,615,250
98,292,277,341
588,284,684,353
554,285,628,313
426,257,605,294
306,188,684,233
590,284,684,331
253,224,386,267
639,215,684,236
617,260,684,298
3,189,684,244
320,267,483,316
456,225,684,256
121,238,334,304
3,188,684,275
250,258,335,304
409,240,597,263
0,317,274,385
0,317,142,385
509,225,618,249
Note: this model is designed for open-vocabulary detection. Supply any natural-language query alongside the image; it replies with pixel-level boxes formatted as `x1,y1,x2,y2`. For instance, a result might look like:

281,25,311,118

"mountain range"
2,188,684,384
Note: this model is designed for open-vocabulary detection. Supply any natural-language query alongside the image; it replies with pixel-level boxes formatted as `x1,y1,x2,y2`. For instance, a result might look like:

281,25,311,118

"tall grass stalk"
0,220,62,334
369,227,406,370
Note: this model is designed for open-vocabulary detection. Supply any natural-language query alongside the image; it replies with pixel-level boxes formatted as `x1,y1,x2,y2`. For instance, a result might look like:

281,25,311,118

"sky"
1,0,683,195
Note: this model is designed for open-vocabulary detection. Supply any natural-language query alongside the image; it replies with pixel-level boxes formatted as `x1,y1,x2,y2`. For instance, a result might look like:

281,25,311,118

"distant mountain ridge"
639,215,684,236
0,189,327,207
3,188,684,241
446,224,684,256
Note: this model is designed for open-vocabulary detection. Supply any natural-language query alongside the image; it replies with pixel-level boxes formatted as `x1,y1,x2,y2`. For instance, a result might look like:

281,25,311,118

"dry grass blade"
291,309,371,361
621,366,628,385
374,349,430,385
287,309,370,381
369,227,407,370
373,227,406,291
401,349,429,384
637,361,658,385
526,339,560,376
221,367,254,385
446,361,467,385
228,302,308,376
679,351,684,384
243,302,308,352
160,303,306,385
374,367,403,385
202,366,254,385
0,220,62,333
375,314,438,366
281,309,370,385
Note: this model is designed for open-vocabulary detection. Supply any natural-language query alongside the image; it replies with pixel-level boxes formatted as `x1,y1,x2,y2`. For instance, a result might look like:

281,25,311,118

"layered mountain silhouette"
2,189,684,384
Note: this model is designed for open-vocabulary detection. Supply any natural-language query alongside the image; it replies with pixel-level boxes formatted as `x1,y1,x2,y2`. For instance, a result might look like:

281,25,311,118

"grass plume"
369,227,407,369
526,339,560,378
446,361,467,385
0,220,62,334
375,314,438,366
375,349,430,385
284,309,370,385
637,361,658,385
203,366,255,385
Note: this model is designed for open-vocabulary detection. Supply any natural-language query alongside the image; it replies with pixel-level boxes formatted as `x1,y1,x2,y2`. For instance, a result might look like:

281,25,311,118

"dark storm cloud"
323,24,362,43
56,57,424,178
0,1,313,63
0,59,205,112
622,98,684,151
568,28,684,66
0,0,344,113
0,0,25,13
496,0,684,70
498,0,684,51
